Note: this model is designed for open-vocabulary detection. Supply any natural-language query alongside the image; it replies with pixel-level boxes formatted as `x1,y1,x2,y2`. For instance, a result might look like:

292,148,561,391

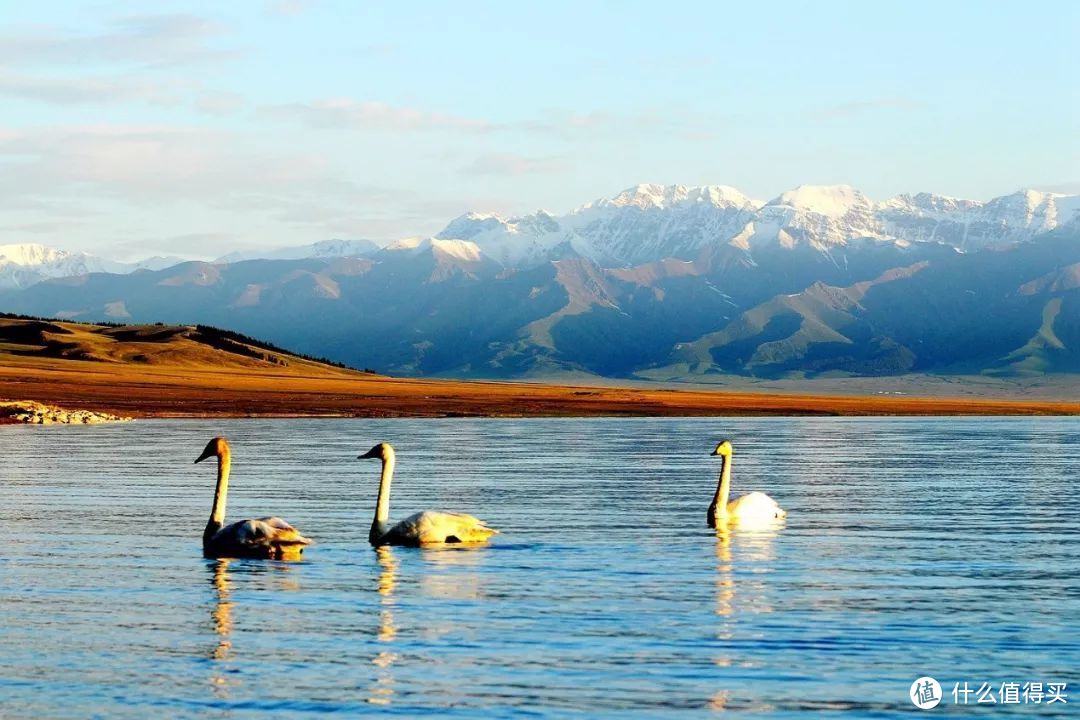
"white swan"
359,442,498,546
195,437,313,559
707,440,786,527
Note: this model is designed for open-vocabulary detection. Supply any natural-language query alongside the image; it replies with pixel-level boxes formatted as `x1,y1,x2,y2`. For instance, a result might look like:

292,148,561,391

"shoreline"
0,399,133,425
1,359,1077,419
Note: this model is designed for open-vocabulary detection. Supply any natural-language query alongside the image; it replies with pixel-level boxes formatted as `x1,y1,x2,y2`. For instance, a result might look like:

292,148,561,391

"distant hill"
1,315,1075,419
0,315,363,374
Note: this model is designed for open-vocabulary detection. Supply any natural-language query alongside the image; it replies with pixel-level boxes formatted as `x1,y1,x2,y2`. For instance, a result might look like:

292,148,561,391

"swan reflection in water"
206,559,300,700
368,544,491,706
710,520,784,713
420,545,489,601
369,546,399,706
208,559,236,699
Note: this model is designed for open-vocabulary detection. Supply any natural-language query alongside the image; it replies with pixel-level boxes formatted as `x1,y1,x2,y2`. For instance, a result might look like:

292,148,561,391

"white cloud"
0,70,180,106
266,0,310,17
0,14,236,69
462,153,570,176
194,90,246,115
0,122,511,255
264,98,493,132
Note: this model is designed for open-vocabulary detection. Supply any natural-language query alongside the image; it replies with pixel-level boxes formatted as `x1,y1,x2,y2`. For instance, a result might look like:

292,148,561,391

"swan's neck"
370,453,395,545
205,447,231,545
709,454,731,528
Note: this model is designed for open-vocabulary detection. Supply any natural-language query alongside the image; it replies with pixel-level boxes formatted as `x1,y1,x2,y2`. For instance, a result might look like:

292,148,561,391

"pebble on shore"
0,400,133,425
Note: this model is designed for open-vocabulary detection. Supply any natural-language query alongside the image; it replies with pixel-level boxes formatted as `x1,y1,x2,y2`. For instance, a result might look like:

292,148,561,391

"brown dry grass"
0,317,1076,418
2,353,1078,418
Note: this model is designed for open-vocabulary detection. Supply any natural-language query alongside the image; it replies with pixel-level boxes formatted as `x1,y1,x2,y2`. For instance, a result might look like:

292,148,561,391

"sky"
1,0,1078,260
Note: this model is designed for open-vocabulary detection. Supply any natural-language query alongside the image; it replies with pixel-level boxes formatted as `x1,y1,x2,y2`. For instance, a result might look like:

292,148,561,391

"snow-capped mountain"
436,184,762,266
381,237,484,262
0,237,383,290
0,244,185,289
879,189,1080,251
436,185,1080,266
6,217,1078,380
377,237,496,282
217,238,380,263
0,244,123,290
747,185,884,250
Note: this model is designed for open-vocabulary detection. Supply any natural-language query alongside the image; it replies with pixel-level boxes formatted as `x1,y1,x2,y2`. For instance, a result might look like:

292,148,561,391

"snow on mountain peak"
217,238,378,263
383,237,425,252
606,183,671,209
437,212,513,240
4,184,1078,290
881,192,981,216
752,185,883,249
307,238,380,257
0,243,69,266
432,238,483,262
383,237,484,263
0,242,185,289
1008,189,1080,227
977,189,1080,238
696,185,762,209
431,182,1080,265
598,183,758,211
770,184,869,218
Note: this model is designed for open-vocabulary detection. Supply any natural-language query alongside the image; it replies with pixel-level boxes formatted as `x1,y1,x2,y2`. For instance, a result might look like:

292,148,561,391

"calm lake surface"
1,417,1077,717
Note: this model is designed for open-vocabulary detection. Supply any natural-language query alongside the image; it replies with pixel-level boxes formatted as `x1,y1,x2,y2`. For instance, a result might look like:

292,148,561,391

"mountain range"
0,244,183,290
2,183,1078,381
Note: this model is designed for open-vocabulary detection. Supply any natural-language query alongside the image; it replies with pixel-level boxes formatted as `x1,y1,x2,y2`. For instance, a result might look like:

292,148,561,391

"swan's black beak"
194,448,215,464
710,448,720,456
358,448,380,460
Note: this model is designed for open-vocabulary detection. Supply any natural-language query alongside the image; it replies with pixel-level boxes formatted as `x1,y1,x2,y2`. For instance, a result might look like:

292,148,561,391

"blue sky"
1,0,1077,259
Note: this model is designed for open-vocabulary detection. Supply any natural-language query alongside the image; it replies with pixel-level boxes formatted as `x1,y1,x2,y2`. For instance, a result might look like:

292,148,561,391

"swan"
194,437,313,559
358,442,498,546
707,440,786,527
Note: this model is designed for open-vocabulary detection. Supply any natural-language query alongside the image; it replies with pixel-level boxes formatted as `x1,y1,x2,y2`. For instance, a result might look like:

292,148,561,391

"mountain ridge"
2,183,1078,383
435,184,1080,266
4,184,1077,289
4,226,1076,381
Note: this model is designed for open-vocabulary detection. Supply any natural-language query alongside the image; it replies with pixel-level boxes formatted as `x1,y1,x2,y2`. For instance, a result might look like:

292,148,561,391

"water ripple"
1,417,1077,717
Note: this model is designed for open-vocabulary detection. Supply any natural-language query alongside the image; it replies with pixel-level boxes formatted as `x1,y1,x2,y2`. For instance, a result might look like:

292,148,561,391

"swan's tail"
274,532,314,546
463,522,499,542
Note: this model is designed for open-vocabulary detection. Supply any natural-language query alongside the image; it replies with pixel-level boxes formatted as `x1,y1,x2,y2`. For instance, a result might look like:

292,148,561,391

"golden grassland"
0,317,1077,418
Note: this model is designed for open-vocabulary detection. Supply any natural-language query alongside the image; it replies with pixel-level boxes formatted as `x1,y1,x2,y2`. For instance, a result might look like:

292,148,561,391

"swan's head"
195,436,229,464
358,442,395,461
711,440,733,457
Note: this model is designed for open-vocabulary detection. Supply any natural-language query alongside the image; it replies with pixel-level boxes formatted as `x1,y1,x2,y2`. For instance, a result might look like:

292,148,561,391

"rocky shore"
0,400,133,425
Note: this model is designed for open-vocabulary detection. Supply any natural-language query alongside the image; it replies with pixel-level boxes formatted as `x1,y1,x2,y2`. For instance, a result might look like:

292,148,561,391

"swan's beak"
710,448,720,456
358,448,380,460
194,448,215,464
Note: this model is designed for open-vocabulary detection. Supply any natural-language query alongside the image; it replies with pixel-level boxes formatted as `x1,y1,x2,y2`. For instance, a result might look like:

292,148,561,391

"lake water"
1,417,1077,717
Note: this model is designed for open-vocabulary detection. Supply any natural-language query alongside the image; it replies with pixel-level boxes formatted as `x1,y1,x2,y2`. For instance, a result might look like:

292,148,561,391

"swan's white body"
360,443,498,547
195,437,312,559
206,516,310,558
708,441,786,528
723,490,785,523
